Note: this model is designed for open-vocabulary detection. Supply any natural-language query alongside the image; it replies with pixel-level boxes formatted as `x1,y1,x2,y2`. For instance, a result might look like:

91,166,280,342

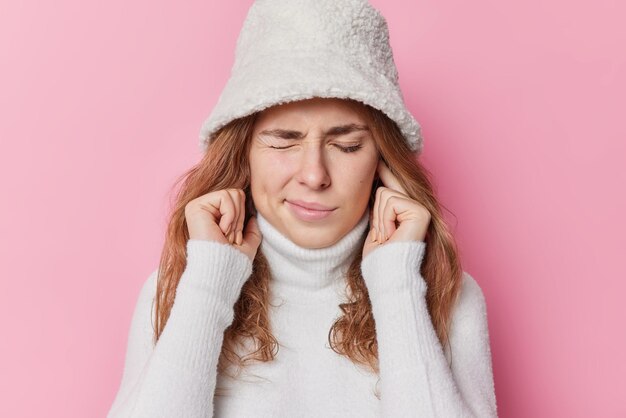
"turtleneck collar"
256,209,370,300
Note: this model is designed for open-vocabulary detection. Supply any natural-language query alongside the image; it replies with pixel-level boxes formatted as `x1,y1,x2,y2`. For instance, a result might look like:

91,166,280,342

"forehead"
254,97,368,128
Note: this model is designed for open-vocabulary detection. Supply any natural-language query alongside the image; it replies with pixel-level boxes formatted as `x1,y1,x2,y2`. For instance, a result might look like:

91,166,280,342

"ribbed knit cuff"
153,239,254,374
361,240,427,299
178,239,253,309
361,240,440,361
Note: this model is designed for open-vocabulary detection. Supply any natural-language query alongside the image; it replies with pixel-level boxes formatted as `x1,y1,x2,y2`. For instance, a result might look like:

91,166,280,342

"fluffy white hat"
198,0,424,154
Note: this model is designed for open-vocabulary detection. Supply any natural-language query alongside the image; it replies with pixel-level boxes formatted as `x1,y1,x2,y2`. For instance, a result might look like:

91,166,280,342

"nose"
294,144,331,190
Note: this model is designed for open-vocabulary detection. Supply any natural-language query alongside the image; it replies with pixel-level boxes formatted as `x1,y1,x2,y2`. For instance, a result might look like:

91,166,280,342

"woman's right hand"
184,188,262,262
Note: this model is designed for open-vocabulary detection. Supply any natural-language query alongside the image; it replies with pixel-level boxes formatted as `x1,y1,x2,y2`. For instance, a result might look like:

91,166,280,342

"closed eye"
269,144,363,153
337,144,363,153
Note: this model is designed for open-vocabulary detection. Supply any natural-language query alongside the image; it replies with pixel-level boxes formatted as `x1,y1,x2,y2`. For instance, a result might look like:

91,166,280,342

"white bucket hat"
198,0,424,154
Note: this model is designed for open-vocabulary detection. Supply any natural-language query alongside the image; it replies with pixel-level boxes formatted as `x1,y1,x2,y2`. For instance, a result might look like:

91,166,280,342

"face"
248,97,380,249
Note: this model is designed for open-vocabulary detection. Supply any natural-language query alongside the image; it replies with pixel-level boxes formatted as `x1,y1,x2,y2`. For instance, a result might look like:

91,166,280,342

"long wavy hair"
152,99,464,397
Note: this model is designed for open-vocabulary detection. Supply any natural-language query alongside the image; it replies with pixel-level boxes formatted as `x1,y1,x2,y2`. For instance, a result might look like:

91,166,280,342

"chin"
291,229,341,249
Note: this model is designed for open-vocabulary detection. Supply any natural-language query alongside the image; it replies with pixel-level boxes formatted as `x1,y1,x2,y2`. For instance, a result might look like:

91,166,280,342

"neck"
256,210,370,301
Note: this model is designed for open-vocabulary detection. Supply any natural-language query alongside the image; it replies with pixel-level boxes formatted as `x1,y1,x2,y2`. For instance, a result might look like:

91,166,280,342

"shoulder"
134,268,158,312
130,268,159,334
141,268,159,301
441,271,493,363
449,271,490,335
457,272,487,313
114,269,161,388
445,273,498,415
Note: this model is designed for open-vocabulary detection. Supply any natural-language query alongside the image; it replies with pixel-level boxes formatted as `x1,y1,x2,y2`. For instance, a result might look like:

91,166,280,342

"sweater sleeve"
360,241,498,418
107,239,253,418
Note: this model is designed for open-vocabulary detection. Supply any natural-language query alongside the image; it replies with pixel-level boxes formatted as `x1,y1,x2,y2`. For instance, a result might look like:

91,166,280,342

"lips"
285,199,336,221
286,200,336,211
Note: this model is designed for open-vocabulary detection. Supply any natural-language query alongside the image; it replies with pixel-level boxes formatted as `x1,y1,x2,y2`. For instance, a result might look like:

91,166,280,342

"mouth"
284,200,337,221
285,200,337,211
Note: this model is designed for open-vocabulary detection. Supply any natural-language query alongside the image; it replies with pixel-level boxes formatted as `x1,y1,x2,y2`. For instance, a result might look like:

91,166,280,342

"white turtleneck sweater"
107,211,497,417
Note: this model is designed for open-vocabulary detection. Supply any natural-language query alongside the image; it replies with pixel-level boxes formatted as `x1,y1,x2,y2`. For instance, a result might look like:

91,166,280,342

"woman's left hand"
363,159,432,259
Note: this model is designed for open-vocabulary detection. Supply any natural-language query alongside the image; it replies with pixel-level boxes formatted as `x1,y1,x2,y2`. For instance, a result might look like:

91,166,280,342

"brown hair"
152,99,464,397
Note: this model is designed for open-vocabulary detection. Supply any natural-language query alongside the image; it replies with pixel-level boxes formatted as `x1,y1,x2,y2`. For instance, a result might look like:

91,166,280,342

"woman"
108,1,497,417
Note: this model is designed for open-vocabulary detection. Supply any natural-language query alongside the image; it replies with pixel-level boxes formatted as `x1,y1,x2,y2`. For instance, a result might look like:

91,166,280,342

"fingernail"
237,230,243,245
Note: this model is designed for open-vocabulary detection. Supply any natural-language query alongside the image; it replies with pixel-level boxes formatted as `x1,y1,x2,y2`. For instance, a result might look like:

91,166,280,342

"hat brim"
198,50,423,154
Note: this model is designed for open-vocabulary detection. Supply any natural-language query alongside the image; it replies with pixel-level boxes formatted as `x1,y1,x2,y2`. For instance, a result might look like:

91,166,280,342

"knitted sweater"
107,210,497,417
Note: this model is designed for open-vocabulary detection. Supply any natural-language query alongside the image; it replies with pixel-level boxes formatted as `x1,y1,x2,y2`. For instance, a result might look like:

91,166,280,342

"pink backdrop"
1,0,624,417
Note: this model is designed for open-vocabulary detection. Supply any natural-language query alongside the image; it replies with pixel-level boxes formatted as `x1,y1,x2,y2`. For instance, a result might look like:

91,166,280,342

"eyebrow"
258,123,370,140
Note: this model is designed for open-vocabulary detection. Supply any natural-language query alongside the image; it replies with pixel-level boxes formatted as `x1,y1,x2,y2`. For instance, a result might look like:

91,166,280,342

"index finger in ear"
377,159,407,195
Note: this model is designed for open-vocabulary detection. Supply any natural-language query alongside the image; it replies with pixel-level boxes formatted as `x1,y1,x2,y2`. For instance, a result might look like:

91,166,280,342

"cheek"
249,153,292,194
346,152,378,182
339,156,378,198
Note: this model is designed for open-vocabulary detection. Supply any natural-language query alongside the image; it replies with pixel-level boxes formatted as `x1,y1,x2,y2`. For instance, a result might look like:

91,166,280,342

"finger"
382,195,401,241
242,215,262,249
236,189,246,245
377,159,407,195
210,192,236,239
365,224,376,246
377,187,387,241
373,186,383,242
367,206,375,243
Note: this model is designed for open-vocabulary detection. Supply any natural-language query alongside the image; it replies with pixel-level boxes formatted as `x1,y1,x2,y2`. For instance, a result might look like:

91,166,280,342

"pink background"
1,0,624,417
